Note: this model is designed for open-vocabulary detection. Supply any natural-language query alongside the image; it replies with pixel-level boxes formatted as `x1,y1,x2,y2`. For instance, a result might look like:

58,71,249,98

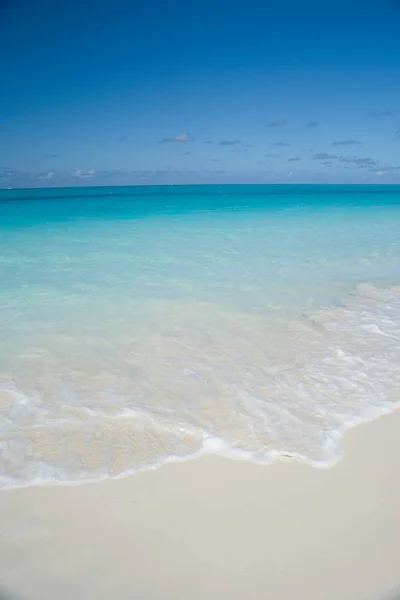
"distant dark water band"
1,184,400,204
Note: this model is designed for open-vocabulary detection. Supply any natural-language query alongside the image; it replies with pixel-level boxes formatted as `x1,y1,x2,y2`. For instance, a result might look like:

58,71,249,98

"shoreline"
1,407,400,600
2,400,399,491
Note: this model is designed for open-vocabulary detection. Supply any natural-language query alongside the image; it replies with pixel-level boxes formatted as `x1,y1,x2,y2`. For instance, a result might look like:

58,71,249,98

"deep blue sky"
1,0,400,187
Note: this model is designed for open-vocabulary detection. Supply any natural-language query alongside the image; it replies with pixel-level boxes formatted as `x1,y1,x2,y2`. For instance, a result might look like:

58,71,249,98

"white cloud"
174,133,192,142
0,169,15,179
158,132,194,143
73,169,96,178
37,171,55,180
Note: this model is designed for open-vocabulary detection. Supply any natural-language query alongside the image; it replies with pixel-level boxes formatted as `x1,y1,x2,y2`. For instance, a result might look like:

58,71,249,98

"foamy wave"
1,284,399,487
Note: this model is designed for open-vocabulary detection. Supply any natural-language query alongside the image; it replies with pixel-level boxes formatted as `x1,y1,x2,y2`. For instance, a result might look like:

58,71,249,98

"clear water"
1,184,400,487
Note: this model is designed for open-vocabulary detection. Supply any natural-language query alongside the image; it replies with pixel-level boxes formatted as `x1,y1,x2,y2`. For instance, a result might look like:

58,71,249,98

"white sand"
1,410,400,600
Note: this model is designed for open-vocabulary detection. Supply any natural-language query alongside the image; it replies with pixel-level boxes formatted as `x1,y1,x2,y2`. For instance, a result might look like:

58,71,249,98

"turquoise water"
1,184,400,487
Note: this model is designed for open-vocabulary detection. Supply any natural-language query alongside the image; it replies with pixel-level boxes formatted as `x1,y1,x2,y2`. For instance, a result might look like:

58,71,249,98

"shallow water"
1,184,399,486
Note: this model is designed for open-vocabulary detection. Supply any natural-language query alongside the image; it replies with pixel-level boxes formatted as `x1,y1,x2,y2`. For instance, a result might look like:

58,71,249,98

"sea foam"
1,283,399,487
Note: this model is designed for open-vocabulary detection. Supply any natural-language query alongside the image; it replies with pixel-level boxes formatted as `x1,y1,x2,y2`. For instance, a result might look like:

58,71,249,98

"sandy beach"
1,410,400,600
3,0,400,596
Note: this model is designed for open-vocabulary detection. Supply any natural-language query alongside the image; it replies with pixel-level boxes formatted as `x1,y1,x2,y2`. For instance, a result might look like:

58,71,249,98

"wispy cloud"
313,153,338,160
37,171,55,180
203,140,213,144
158,132,194,143
45,154,58,159
96,169,128,180
366,109,398,118
304,120,319,129
219,139,241,146
339,156,377,167
313,152,377,168
266,119,287,128
288,157,301,161
73,169,96,178
264,153,279,158
272,142,290,147
332,140,362,146
371,164,400,176
181,151,192,155
374,168,397,176
0,168,16,179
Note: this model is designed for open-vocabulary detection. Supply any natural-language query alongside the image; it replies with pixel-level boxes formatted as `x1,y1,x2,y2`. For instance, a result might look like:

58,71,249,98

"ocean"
1,184,399,487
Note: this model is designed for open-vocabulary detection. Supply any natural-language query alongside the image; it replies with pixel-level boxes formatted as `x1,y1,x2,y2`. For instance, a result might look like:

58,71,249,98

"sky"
1,0,400,187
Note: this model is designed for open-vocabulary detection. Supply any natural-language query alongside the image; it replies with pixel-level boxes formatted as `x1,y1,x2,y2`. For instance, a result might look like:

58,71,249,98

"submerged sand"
1,410,400,600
